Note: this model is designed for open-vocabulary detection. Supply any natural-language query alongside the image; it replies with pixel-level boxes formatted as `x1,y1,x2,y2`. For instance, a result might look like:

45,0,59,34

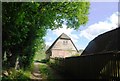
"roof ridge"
59,33,70,39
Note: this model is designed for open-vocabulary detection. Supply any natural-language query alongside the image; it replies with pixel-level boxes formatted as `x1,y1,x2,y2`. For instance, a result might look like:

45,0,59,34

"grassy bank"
39,63,63,81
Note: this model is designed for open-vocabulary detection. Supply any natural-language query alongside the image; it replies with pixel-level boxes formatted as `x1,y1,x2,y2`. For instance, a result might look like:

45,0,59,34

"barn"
45,33,78,59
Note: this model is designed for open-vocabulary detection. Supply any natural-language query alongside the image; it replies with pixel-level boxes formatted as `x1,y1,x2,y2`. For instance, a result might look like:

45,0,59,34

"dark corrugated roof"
81,27,120,56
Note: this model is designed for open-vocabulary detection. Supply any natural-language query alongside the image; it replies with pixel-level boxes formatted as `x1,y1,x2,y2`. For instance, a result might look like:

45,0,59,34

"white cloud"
45,38,53,46
45,12,119,49
53,24,79,43
48,37,52,41
45,41,53,46
53,25,73,36
45,25,79,46
80,12,119,40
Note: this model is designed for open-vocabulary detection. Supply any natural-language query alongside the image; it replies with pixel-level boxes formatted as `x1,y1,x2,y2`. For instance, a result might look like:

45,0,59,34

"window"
63,41,68,45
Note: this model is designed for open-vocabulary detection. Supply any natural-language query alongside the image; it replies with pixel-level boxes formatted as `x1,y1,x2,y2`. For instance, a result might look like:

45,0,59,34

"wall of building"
51,49,77,58
52,39,76,50
50,38,78,58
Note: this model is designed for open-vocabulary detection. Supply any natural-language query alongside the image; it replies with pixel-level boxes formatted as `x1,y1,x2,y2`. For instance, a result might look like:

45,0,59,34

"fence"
56,51,120,80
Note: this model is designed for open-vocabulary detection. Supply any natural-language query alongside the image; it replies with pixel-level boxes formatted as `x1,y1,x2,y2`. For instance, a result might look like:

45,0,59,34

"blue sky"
44,2,119,50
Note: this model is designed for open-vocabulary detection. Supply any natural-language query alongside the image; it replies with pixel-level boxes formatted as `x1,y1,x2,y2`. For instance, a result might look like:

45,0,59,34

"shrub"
40,59,49,63
2,69,31,81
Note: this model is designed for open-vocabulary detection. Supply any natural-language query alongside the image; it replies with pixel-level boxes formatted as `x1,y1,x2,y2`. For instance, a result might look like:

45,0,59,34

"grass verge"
39,63,62,81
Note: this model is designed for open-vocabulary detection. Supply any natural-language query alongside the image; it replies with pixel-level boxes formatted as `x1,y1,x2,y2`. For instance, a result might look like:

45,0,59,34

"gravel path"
30,62,42,81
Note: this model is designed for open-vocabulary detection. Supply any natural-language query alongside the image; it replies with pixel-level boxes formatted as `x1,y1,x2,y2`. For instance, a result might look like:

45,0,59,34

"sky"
44,2,119,50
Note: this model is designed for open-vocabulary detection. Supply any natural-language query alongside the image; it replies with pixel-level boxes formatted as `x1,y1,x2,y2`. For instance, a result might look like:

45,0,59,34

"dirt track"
31,62,42,80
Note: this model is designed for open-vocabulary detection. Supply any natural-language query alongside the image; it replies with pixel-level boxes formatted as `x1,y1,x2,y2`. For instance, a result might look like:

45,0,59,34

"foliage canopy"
2,2,90,69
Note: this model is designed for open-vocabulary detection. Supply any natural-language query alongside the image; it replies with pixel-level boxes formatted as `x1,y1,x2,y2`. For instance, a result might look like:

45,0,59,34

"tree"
2,2,90,69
